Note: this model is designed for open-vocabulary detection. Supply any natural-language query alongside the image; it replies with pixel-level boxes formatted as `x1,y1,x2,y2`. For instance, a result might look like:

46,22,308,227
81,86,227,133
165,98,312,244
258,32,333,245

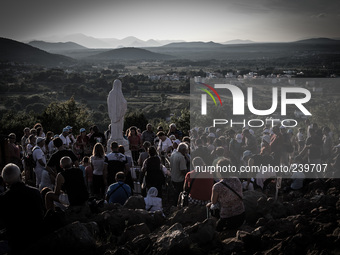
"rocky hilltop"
23,178,340,255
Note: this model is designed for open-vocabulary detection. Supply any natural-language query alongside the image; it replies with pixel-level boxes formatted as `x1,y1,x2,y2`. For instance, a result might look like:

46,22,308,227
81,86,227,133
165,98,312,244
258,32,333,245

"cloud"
316,13,327,19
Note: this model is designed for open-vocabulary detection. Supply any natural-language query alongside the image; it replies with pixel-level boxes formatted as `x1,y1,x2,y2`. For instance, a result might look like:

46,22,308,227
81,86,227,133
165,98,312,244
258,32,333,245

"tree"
40,97,93,134
124,112,148,132
0,110,38,137
170,108,190,136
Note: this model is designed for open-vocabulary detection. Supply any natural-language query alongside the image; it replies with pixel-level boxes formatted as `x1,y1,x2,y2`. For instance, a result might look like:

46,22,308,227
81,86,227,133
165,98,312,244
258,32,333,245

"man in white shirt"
157,131,173,155
33,137,47,188
170,142,188,206
59,128,71,149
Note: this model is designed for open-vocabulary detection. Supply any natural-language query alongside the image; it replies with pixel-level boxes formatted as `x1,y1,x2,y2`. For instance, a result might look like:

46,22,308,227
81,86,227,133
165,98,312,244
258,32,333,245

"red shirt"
185,170,214,201
128,135,141,151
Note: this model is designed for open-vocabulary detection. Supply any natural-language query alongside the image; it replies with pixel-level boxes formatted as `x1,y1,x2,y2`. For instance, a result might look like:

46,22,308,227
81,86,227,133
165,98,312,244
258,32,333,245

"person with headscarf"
144,187,162,212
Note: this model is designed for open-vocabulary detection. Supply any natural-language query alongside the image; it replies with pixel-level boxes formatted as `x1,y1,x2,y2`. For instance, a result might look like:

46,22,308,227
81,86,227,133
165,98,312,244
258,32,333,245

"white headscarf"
144,187,162,212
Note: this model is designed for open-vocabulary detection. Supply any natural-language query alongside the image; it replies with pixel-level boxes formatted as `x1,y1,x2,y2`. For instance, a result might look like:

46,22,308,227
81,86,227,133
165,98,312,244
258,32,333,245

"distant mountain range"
161,41,225,48
32,33,185,49
294,37,340,44
1,36,340,66
28,40,87,52
223,39,255,44
90,47,172,60
0,38,173,65
0,37,75,66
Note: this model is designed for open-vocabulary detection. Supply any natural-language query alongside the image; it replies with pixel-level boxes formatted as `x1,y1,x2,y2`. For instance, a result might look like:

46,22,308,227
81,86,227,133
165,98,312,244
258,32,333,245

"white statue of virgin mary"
107,79,129,152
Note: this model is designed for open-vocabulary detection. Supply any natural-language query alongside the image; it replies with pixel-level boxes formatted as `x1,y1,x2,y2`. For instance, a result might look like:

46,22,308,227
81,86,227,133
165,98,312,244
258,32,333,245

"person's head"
36,137,45,147
147,187,158,197
82,156,90,165
36,127,43,137
111,141,119,151
178,142,188,155
129,126,137,136
157,131,166,141
311,123,318,129
235,133,243,143
215,147,225,157
192,156,205,168
30,128,37,136
195,138,202,147
263,129,270,135
309,128,316,137
217,158,233,168
1,163,21,185
28,134,36,144
148,146,157,157
115,171,125,182
146,123,153,132
60,156,72,169
33,123,42,130
272,125,280,135
200,135,207,145
62,127,69,136
80,128,86,136
118,145,125,154
322,126,330,135
182,136,190,143
173,139,181,150
8,133,16,143
143,141,151,150
93,125,99,133
157,126,163,132
208,126,216,134
46,131,54,140
66,126,72,134
280,126,286,134
93,143,105,157
169,123,176,132
242,129,250,138
169,135,176,141
242,150,253,161
227,129,236,137
214,139,223,147
53,137,63,148
23,127,30,136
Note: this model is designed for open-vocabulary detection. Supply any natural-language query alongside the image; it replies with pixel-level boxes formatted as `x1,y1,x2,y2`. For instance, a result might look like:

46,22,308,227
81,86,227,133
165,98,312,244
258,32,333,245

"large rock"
243,190,267,224
125,234,152,255
236,230,261,251
28,221,97,255
119,223,150,244
184,218,216,246
64,204,93,224
222,237,244,253
124,195,146,210
166,204,207,227
152,223,191,255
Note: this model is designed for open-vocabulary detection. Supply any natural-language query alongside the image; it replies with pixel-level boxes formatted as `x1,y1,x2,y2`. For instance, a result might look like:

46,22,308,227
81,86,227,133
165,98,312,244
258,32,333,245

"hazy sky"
1,0,339,42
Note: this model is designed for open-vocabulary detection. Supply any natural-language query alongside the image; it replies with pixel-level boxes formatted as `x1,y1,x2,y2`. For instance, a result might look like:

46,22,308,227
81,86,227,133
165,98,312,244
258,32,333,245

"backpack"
25,147,40,168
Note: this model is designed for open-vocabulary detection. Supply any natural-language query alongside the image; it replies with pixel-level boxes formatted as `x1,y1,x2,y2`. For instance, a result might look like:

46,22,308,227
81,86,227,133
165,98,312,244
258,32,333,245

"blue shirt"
106,181,131,205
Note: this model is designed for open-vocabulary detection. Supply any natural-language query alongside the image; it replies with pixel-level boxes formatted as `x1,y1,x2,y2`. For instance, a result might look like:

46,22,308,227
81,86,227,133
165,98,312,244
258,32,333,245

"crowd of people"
1,119,340,254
